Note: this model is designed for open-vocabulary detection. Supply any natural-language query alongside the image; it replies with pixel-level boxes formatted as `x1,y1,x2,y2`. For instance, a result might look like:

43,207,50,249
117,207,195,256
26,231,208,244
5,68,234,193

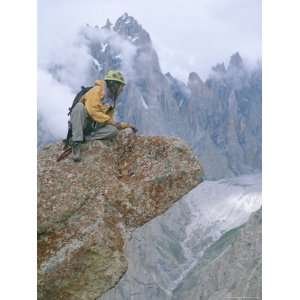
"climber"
70,70,137,162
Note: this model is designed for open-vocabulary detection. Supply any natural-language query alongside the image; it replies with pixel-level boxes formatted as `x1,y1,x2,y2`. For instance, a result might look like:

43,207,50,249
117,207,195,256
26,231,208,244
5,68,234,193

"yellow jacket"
80,80,114,124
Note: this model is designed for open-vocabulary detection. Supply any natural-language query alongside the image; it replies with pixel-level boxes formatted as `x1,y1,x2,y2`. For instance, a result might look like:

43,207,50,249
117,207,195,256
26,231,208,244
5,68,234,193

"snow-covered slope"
100,174,261,299
184,174,261,241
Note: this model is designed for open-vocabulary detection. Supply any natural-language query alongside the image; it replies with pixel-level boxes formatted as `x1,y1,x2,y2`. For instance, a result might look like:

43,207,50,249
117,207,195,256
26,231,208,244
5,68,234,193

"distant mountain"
183,54,262,179
39,13,261,180
173,208,262,300
100,174,262,299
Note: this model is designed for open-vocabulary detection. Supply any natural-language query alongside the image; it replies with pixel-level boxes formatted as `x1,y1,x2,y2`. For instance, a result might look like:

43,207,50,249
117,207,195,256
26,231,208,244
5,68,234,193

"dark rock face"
113,13,151,46
37,130,203,300
185,60,262,178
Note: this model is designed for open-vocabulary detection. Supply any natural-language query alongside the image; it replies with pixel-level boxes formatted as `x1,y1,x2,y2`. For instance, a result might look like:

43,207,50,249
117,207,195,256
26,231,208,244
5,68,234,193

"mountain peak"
165,72,175,80
113,13,151,45
212,62,226,74
188,72,203,85
121,12,129,19
228,52,244,70
102,18,112,30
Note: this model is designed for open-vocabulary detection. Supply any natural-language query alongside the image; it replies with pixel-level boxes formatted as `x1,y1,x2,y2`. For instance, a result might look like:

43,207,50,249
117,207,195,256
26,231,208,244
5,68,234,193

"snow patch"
129,36,139,43
121,13,128,21
101,43,108,52
184,174,261,235
140,96,149,109
92,58,102,71
114,54,122,60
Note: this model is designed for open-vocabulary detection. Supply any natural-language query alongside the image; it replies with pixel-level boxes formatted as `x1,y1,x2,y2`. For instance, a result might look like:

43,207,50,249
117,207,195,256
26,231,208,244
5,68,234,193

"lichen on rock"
37,130,204,300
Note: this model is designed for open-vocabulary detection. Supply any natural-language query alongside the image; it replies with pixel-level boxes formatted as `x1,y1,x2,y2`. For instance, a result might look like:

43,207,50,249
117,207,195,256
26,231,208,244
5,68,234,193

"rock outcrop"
37,130,203,300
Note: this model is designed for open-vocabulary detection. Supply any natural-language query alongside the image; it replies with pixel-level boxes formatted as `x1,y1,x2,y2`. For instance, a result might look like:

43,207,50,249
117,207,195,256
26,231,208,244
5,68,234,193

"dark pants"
70,103,118,142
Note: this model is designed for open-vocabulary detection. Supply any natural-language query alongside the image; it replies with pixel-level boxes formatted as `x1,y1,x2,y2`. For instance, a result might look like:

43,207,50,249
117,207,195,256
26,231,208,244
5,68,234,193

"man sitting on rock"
70,70,136,162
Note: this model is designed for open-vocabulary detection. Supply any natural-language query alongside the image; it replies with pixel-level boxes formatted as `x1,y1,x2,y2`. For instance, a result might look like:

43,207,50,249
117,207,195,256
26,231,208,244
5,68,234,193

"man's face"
109,82,124,99
116,83,124,96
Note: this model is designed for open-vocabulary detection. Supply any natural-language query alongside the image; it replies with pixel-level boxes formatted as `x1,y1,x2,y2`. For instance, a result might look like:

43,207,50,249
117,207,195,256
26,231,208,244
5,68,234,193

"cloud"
38,0,261,81
80,26,137,78
38,25,94,140
38,69,74,139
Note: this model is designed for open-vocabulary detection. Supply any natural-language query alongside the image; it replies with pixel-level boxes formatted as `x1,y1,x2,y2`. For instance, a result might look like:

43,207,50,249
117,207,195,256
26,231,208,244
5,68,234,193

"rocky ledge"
37,130,204,300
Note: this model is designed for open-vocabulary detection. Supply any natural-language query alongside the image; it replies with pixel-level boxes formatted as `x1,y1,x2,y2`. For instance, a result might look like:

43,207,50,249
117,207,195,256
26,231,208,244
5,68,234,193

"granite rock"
37,130,203,300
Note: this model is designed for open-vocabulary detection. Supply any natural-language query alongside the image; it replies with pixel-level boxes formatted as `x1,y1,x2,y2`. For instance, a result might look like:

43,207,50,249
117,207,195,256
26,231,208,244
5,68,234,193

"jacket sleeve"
82,86,113,124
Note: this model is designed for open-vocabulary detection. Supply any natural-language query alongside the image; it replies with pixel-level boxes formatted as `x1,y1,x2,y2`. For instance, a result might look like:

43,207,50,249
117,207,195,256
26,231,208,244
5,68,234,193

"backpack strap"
63,86,93,146
67,86,93,116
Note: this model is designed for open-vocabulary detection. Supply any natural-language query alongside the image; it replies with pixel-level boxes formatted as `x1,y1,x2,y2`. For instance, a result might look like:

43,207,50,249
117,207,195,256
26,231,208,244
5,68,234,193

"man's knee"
106,125,118,138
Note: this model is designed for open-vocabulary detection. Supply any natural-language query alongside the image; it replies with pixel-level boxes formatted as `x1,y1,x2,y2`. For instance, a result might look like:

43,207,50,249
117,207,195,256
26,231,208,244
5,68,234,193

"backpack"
63,86,93,147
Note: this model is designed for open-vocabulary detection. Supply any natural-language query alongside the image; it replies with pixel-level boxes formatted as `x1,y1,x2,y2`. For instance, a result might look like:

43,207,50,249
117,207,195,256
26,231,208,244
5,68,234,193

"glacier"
100,174,261,300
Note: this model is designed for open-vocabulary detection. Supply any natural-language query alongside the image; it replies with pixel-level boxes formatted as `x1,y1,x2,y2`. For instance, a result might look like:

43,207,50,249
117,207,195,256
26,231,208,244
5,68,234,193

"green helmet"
104,70,126,85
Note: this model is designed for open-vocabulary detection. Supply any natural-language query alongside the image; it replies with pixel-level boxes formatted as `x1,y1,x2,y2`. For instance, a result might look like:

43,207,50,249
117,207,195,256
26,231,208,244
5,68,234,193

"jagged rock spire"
165,72,173,79
228,52,244,70
212,63,226,74
102,18,112,30
188,72,203,85
187,72,206,96
113,13,151,45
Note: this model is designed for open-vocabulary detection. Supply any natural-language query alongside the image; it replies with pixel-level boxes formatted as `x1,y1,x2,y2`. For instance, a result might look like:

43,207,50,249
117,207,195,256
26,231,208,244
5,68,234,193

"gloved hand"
106,105,114,112
115,122,138,132
129,125,138,133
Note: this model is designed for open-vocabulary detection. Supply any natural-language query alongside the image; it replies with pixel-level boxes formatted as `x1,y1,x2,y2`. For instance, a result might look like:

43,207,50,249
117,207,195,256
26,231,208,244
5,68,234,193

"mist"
39,0,261,81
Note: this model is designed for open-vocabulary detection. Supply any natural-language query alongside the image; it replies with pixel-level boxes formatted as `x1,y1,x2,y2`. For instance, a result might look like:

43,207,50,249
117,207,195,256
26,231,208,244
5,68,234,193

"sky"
38,0,261,81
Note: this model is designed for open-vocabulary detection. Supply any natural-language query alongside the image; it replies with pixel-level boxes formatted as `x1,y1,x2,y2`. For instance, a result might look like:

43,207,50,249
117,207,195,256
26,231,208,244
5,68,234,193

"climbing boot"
72,142,81,162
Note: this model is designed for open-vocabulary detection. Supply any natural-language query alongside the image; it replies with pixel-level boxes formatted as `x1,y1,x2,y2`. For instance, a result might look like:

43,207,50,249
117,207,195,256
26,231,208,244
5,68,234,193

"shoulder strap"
67,86,93,116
